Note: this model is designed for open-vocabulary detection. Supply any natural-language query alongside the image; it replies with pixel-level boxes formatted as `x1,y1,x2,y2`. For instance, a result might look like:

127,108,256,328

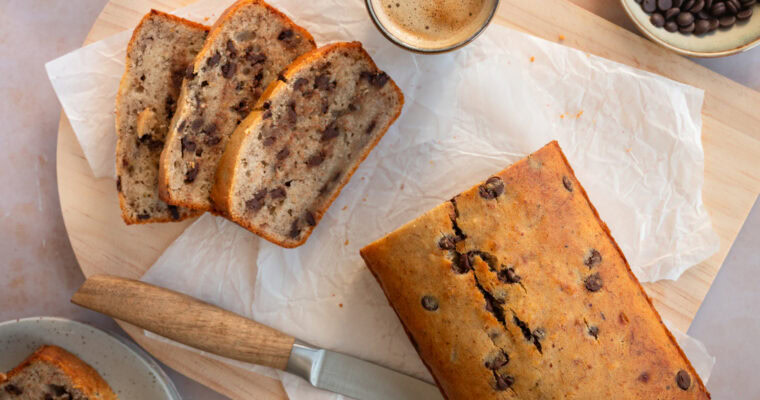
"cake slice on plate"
0,345,117,399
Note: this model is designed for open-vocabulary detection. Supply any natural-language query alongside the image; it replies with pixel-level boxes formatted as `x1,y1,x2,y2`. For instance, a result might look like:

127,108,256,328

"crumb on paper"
560,113,565,119
626,147,633,153
400,183,405,190
429,160,434,165
558,34,566,41
203,17,210,21
361,176,365,180
339,303,343,308
344,239,349,246
530,56,535,62
362,197,367,202
576,110,584,118
342,205,348,211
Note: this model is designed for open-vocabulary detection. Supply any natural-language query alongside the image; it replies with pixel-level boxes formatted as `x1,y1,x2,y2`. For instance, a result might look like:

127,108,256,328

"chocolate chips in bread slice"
212,42,404,247
115,10,208,224
159,0,316,212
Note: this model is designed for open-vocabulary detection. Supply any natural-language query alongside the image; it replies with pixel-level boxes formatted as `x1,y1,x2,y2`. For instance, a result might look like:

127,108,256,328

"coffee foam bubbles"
373,0,495,50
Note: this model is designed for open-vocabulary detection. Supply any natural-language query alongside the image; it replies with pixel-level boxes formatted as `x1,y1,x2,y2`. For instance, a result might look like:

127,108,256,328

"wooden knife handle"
71,275,295,370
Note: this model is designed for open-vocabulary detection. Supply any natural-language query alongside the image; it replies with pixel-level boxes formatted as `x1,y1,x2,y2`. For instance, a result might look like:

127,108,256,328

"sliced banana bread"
159,0,316,212
0,345,118,400
115,10,208,224
211,42,404,247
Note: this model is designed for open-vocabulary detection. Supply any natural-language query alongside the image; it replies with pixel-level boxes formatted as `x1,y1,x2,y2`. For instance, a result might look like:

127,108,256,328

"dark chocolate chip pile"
636,0,756,35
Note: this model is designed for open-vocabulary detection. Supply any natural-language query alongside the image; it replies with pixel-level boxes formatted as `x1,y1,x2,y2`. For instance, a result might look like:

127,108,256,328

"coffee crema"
372,0,496,50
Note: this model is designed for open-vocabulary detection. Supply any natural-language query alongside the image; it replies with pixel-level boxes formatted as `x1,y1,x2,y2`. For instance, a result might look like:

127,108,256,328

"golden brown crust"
115,10,207,224
211,42,404,248
360,141,709,399
158,0,316,211
3,345,118,400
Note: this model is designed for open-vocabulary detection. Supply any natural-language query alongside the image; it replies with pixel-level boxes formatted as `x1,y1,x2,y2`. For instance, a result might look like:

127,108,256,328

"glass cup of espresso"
365,0,500,53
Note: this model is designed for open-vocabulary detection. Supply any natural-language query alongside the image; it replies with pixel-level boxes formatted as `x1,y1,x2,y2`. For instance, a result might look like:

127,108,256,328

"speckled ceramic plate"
622,0,760,57
0,317,181,400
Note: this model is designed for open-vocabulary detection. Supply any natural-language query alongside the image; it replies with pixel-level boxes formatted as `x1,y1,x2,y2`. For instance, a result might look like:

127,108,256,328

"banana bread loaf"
211,42,404,247
360,141,710,399
115,10,208,224
159,0,316,212
0,345,118,400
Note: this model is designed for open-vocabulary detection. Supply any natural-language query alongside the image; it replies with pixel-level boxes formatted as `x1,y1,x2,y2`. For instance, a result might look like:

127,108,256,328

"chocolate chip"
679,21,696,33
278,73,287,83
181,137,196,156
478,176,505,199
137,213,150,220
677,11,695,25
262,136,276,146
737,7,753,20
562,176,573,192
451,252,471,274
262,110,272,120
221,62,237,79
233,100,249,115
246,189,267,211
305,211,316,226
638,372,650,383
588,325,599,339
50,384,68,396
277,29,294,41
485,350,509,369
584,249,602,268
359,71,390,88
315,74,331,90
288,220,301,239
438,234,461,250
184,163,199,183
287,101,297,122
277,147,290,161
206,52,221,67
495,374,515,390
307,152,325,167
4,384,22,395
321,100,330,114
694,18,711,33
191,118,203,131
719,14,736,26
711,1,726,15
676,370,691,390
116,176,122,192
45,394,54,400
321,122,340,141
643,0,658,12
421,295,439,311
497,267,521,284
205,136,221,146
658,0,673,9
226,39,237,57
203,122,218,136
584,273,603,292
185,65,196,79
270,187,287,199
245,51,267,65
168,205,180,220
651,12,666,26
690,0,705,12
293,77,309,92
665,7,681,19
365,120,377,134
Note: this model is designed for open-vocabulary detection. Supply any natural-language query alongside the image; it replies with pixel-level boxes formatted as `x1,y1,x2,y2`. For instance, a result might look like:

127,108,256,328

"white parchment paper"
46,0,719,397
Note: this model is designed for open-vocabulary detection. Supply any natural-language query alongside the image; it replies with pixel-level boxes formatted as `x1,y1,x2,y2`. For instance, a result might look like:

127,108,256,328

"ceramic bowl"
0,317,181,400
621,0,760,57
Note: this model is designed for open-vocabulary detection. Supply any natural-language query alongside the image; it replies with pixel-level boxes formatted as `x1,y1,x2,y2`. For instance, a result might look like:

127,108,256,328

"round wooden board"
57,0,287,398
57,0,760,399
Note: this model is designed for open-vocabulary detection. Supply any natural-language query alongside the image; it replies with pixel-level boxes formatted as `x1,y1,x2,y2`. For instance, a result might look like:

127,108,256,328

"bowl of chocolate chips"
622,0,760,56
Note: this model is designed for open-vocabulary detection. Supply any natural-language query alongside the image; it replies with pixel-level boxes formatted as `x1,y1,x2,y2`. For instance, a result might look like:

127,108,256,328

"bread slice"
0,345,118,400
159,0,316,212
211,42,404,247
115,10,208,224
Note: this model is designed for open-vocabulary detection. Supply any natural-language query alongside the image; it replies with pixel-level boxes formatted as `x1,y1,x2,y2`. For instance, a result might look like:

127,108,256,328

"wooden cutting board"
57,0,760,398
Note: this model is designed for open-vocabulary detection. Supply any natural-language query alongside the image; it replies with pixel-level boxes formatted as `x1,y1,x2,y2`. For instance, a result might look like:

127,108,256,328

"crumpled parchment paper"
46,0,719,397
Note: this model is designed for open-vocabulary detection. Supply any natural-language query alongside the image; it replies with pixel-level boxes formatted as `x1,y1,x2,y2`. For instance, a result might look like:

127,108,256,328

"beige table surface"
1,1,758,399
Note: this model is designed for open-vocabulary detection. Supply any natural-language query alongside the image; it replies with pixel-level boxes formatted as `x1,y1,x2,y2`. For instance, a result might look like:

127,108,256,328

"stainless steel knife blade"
287,341,444,400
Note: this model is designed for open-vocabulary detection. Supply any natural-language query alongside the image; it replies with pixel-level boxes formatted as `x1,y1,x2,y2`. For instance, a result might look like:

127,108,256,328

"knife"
71,275,442,400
